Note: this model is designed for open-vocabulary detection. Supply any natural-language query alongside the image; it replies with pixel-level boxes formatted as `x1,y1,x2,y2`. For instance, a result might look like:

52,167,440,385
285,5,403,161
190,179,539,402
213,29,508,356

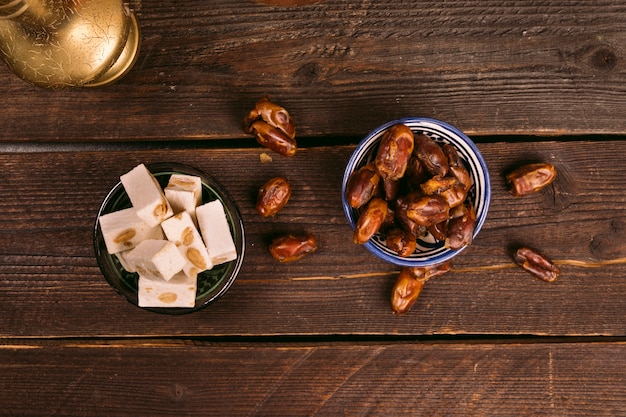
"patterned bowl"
342,117,490,267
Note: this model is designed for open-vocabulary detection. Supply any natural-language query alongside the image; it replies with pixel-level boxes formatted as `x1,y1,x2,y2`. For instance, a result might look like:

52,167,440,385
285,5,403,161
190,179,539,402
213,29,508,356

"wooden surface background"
2,142,626,338
1,0,626,415
3,0,626,142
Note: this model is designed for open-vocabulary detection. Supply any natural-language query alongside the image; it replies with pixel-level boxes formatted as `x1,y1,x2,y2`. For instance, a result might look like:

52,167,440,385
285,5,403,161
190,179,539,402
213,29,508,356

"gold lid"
0,0,141,88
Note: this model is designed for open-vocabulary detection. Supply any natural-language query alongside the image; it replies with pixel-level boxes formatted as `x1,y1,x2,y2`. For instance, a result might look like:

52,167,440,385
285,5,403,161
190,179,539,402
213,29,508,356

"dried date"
506,162,557,197
414,133,448,177
244,96,297,157
391,261,452,315
382,177,400,201
244,96,295,139
393,196,426,238
256,177,292,217
445,202,476,250
513,246,560,282
345,163,380,209
428,221,448,241
247,120,298,157
443,143,473,190
354,197,388,244
407,260,452,282
405,194,450,227
420,176,467,208
385,228,417,257
405,154,429,188
375,123,415,181
390,268,424,315
269,233,318,263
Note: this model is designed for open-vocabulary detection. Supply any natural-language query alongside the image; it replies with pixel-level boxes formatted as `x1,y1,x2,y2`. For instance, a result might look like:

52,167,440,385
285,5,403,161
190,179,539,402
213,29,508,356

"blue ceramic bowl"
342,117,490,267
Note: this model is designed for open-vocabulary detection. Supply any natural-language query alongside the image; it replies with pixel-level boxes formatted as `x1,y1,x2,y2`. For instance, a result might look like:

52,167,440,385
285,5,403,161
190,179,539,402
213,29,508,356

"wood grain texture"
1,340,625,416
2,0,626,141
1,140,626,338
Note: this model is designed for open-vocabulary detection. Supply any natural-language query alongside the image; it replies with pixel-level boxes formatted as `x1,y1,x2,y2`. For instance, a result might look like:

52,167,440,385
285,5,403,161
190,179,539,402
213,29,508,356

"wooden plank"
1,340,625,416
2,0,626,141
1,141,626,338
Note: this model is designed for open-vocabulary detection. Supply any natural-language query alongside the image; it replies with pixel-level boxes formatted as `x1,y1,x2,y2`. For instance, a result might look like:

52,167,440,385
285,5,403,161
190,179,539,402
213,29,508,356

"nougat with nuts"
138,272,197,308
165,174,202,225
120,163,174,227
161,211,213,279
125,239,187,282
99,207,165,254
196,200,238,266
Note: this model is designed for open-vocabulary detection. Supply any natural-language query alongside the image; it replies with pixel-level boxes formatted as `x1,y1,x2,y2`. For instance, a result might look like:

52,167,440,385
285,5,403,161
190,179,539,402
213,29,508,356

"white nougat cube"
137,272,197,308
125,239,186,281
99,207,165,254
161,211,213,279
114,250,137,273
164,174,202,224
120,163,173,227
196,200,237,265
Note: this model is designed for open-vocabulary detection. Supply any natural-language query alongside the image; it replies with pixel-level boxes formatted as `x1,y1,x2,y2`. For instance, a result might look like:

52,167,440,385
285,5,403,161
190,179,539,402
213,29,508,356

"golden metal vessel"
0,0,140,88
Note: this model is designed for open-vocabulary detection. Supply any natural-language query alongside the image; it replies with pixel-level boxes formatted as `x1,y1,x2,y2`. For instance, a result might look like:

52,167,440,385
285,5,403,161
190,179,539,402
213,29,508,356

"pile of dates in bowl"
342,117,491,267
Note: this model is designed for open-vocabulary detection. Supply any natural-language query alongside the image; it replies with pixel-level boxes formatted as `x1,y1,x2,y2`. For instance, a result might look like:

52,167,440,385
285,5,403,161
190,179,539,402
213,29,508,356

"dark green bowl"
94,162,245,314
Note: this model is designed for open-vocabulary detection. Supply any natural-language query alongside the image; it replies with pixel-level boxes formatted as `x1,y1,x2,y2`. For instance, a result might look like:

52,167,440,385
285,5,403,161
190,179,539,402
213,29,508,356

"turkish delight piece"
196,200,237,265
99,207,164,254
125,239,186,282
114,250,137,273
137,272,197,308
164,174,202,224
120,163,173,227
161,211,213,279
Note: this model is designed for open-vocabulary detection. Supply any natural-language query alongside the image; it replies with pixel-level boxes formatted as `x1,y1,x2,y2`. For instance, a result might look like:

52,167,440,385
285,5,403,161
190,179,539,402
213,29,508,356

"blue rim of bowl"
93,162,245,314
342,117,491,267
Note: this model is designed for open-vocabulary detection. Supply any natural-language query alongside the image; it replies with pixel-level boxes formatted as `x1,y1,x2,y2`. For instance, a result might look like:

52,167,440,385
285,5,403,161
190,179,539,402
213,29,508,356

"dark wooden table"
2,1,626,415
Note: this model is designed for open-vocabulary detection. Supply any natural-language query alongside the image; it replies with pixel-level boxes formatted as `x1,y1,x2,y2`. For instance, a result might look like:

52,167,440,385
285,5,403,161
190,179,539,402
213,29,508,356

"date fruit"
345,163,380,209
408,260,452,282
393,196,426,238
443,143,473,190
506,162,557,197
391,261,452,315
354,197,388,244
513,246,560,282
390,268,424,315
256,177,292,217
420,176,467,208
445,202,476,250
405,194,450,227
244,96,297,157
375,123,415,181
386,228,417,257
414,133,449,177
269,233,318,263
